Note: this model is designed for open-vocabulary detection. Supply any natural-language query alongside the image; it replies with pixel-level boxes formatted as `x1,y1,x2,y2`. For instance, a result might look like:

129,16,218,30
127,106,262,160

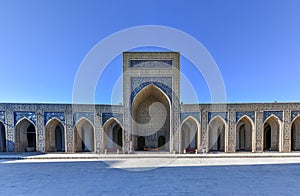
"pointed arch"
74,117,95,152
208,116,226,152
132,84,171,151
0,121,6,152
263,115,281,151
15,118,36,152
103,117,124,151
45,118,65,152
132,83,171,107
181,116,199,153
236,116,254,151
291,116,300,151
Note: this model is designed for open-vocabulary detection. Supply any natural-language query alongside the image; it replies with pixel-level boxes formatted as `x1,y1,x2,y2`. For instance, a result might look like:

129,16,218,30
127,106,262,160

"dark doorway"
158,136,166,148
264,124,271,150
117,129,122,147
137,136,145,151
239,125,246,150
55,125,64,152
217,135,221,151
112,125,122,148
0,122,6,152
292,125,295,150
27,124,36,151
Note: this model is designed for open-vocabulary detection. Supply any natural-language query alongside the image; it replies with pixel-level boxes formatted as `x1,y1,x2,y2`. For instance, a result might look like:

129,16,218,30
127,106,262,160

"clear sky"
1,0,300,104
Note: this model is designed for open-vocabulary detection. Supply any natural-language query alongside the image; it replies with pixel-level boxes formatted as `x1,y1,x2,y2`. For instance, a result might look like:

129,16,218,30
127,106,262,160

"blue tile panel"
44,112,65,125
291,111,300,121
0,111,4,123
130,60,172,68
208,112,228,123
180,112,200,123
73,112,94,125
236,111,255,122
263,111,283,122
14,111,36,125
102,113,123,126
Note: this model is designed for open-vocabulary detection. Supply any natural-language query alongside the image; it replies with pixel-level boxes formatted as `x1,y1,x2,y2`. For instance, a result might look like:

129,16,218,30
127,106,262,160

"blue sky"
0,0,300,104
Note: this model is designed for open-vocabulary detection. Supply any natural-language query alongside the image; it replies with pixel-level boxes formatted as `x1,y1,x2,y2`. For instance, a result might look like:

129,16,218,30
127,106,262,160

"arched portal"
15,118,36,152
45,118,65,152
181,117,198,153
0,122,6,152
236,117,253,151
74,118,95,152
208,117,225,152
291,116,300,151
103,118,123,151
263,116,280,151
132,84,170,151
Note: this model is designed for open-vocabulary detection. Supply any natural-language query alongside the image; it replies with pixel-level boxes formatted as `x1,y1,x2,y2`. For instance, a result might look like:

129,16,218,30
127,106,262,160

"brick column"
201,110,208,152
94,113,101,153
281,110,291,152
227,111,236,152
172,101,180,153
65,111,74,153
255,111,263,152
6,110,15,152
36,110,45,152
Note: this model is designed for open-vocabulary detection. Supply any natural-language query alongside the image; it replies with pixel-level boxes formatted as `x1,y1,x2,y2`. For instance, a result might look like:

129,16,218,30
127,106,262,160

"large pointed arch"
74,117,95,152
103,117,124,152
15,118,36,152
263,115,281,151
45,118,65,152
236,116,254,151
208,116,226,152
0,121,6,152
132,84,171,151
181,116,199,153
291,115,300,151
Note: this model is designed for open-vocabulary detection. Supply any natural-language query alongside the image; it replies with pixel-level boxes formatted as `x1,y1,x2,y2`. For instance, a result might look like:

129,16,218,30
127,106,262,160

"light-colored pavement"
1,153,300,195
2,151,300,160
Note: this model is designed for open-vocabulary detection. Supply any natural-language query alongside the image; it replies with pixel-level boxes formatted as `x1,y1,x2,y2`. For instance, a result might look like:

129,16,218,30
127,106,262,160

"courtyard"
1,155,300,195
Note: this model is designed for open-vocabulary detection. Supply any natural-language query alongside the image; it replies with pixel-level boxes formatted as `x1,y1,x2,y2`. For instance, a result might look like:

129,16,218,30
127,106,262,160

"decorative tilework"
130,77,173,107
130,60,172,68
263,111,283,122
73,112,94,125
44,112,65,125
14,111,36,125
208,112,228,122
131,77,172,90
291,111,300,122
102,113,123,126
236,111,255,122
0,111,4,123
180,112,200,123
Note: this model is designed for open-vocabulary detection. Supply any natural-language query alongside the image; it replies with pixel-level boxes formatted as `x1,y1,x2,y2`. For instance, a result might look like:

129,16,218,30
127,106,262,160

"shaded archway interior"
132,84,170,151
181,118,198,153
74,119,95,152
236,117,252,151
0,122,6,152
103,119,123,151
15,119,36,152
263,117,280,151
208,117,225,152
45,119,65,152
291,117,300,151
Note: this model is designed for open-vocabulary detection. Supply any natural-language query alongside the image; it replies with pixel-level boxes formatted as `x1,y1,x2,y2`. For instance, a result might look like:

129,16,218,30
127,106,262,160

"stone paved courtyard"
1,157,300,195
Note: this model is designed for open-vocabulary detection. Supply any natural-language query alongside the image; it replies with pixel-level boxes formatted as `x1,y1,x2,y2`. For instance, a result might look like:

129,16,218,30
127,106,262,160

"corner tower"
123,52,180,153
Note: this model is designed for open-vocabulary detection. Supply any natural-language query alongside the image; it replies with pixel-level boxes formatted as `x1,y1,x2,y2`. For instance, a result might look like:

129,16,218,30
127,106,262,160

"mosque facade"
0,52,300,154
